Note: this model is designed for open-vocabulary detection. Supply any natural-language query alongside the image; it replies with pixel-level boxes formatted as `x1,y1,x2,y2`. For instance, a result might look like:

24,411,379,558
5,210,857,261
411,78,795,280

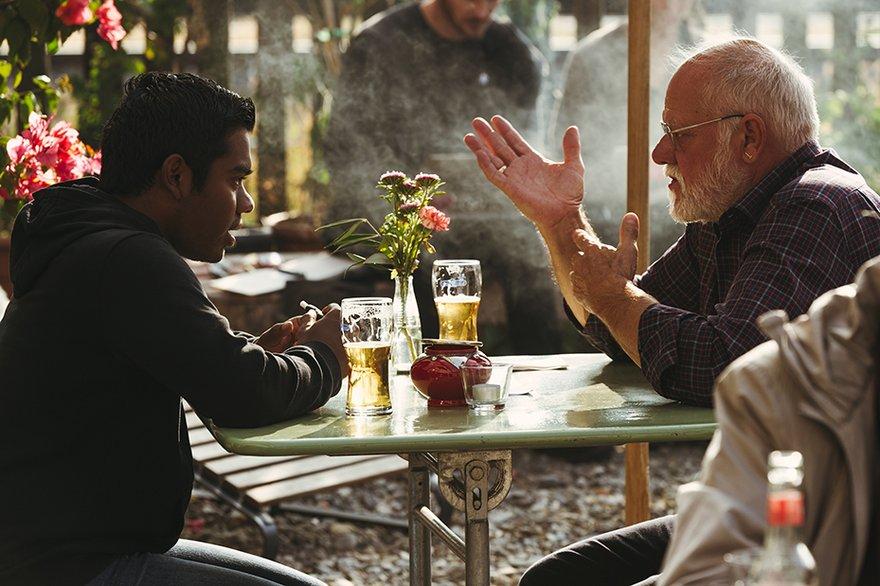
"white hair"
675,36,820,153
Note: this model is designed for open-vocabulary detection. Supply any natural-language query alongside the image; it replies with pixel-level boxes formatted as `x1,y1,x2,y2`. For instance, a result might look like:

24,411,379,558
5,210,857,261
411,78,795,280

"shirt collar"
718,140,824,230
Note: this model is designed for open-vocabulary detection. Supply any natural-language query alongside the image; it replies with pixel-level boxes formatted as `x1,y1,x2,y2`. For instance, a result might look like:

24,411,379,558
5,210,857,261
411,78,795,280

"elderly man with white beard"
464,37,880,585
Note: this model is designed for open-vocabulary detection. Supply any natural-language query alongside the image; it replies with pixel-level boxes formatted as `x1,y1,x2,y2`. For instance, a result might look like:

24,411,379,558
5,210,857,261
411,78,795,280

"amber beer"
344,341,392,416
435,295,480,341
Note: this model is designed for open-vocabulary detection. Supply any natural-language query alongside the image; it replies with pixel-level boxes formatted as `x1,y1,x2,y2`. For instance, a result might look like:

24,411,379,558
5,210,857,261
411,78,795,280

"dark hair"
99,72,255,195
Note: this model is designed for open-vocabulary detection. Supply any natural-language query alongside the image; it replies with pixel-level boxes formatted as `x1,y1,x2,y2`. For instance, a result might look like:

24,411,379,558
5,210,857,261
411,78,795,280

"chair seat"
182,400,407,558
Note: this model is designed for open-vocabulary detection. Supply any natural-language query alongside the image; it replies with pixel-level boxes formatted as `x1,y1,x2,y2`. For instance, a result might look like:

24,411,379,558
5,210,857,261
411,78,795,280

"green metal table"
210,353,716,585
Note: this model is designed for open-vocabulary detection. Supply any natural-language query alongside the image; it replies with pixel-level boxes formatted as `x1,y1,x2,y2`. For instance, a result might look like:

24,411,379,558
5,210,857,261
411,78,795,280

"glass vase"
391,274,422,372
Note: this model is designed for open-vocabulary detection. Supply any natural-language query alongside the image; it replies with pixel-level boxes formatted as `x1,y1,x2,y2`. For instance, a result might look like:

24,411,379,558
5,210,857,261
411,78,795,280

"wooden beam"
625,0,652,527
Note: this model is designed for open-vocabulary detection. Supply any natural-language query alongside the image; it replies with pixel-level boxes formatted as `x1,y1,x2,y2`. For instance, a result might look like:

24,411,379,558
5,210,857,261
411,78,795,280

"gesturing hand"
570,213,640,315
464,115,585,230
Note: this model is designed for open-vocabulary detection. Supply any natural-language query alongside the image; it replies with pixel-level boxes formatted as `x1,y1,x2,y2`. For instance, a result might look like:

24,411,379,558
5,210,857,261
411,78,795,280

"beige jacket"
659,257,880,586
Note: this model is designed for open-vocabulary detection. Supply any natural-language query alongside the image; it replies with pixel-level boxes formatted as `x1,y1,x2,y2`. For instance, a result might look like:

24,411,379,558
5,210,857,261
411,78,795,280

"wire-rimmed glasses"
660,113,744,150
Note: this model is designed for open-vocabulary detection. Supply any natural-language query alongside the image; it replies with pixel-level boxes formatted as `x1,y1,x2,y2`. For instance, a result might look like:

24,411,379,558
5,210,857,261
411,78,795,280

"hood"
757,257,880,424
9,177,161,296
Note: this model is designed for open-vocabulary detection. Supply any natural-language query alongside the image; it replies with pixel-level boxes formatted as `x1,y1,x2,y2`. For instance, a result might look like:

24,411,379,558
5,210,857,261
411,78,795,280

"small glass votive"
461,363,512,411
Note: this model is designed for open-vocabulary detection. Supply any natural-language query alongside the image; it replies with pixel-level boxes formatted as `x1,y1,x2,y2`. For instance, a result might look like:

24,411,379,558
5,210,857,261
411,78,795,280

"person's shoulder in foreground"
659,254,880,586
0,72,343,586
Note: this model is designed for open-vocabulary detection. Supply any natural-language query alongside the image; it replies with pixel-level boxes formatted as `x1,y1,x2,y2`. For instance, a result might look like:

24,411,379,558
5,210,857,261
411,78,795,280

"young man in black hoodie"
0,73,345,585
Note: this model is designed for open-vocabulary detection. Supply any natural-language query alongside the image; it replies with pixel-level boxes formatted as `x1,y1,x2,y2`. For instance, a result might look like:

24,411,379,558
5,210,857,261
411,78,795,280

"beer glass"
341,297,393,416
432,260,481,341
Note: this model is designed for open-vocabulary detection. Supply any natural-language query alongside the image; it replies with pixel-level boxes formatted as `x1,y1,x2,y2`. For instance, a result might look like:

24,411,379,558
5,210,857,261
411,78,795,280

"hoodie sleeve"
98,233,342,428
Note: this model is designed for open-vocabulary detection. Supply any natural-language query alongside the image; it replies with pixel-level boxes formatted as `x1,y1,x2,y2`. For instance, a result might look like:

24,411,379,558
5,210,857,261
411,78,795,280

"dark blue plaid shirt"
574,141,880,406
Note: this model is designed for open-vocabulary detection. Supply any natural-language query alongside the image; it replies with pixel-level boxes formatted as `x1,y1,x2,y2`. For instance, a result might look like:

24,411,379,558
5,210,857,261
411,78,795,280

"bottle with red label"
748,450,817,585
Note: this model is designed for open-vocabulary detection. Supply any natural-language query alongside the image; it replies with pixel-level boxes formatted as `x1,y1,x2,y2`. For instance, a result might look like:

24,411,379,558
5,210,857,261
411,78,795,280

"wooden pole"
625,0,652,527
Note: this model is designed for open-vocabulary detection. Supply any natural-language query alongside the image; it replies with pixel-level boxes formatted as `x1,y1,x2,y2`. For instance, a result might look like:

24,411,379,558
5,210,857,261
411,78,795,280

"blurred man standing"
324,0,566,353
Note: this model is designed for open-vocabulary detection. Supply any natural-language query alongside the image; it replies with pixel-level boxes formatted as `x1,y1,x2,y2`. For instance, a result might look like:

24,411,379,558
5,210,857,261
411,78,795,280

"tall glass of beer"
432,260,482,341
341,297,393,416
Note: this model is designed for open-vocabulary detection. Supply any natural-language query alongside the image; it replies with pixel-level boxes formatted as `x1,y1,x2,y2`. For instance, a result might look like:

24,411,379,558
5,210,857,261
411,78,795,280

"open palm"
464,116,585,228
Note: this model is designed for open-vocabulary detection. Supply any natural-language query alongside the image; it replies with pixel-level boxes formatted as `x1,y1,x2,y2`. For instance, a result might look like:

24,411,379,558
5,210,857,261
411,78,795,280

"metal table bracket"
409,450,512,586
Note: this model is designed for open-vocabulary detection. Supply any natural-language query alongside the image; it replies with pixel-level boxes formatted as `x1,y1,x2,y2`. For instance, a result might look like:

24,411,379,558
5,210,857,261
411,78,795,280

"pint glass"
432,260,481,341
341,297,393,416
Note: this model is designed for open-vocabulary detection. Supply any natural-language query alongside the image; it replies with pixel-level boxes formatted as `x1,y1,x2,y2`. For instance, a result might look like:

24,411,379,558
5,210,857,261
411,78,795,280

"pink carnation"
419,206,450,232
55,0,93,26
97,0,126,50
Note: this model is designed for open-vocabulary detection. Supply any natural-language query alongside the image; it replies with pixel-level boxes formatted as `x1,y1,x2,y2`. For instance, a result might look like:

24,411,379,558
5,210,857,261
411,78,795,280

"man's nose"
474,0,492,20
237,185,255,215
652,133,675,166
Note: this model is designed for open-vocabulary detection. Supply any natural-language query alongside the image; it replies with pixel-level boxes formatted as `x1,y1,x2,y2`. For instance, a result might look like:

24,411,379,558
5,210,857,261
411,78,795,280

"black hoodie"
0,178,342,584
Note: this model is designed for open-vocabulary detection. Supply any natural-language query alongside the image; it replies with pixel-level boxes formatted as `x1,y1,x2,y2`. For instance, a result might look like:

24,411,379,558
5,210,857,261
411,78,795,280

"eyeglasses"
660,114,744,150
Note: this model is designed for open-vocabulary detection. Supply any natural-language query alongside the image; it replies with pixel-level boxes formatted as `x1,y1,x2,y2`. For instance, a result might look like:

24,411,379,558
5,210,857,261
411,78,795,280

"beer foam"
344,341,392,349
434,295,481,303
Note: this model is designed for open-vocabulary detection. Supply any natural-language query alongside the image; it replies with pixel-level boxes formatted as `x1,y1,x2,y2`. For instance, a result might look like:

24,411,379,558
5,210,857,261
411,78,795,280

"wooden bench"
185,405,408,559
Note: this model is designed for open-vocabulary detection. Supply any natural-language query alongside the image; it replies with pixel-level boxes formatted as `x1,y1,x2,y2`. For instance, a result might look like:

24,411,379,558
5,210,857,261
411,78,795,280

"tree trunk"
189,0,230,86
255,0,294,217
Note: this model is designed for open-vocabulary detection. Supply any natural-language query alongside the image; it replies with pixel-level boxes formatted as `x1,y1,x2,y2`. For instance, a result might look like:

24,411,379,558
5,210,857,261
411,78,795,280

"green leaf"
363,252,393,266
32,74,51,89
0,61,11,82
316,217,368,231
346,253,366,263
46,36,60,55
331,234,379,253
18,0,48,34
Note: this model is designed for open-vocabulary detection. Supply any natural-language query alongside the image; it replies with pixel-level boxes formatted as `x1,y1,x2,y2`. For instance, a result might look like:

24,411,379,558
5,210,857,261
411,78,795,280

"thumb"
618,213,639,248
562,126,583,168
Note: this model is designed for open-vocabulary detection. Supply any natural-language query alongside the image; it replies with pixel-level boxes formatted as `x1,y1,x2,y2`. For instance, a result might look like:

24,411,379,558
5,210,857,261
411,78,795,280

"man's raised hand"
464,115,585,229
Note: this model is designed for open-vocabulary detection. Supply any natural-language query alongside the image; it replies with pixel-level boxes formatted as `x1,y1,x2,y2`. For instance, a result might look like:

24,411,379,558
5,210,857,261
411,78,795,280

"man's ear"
740,113,766,164
158,154,194,200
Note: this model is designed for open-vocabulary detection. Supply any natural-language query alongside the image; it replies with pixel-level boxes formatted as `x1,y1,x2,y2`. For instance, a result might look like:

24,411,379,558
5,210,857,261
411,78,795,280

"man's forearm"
591,282,657,367
537,209,598,326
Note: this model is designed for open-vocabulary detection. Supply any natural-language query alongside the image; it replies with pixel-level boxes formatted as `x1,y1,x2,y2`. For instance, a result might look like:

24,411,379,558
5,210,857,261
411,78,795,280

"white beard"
665,144,751,224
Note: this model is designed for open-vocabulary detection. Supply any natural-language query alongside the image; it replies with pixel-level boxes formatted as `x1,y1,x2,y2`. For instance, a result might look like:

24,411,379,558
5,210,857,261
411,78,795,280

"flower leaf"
316,217,369,231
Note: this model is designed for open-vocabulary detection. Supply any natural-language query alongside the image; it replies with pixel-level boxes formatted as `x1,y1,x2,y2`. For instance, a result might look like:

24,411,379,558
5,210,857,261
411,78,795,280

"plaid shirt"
574,141,880,406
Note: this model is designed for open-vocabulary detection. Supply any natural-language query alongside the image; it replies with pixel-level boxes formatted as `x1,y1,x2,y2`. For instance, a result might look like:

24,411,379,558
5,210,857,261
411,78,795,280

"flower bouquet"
320,171,450,369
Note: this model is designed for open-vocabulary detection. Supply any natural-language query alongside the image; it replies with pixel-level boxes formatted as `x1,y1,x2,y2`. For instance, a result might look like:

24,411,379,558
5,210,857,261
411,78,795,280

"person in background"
550,0,697,255
0,72,345,586
324,0,567,354
463,37,880,584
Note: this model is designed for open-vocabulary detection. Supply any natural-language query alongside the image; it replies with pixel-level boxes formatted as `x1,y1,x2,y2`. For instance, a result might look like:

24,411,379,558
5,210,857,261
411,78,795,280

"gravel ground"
182,442,707,585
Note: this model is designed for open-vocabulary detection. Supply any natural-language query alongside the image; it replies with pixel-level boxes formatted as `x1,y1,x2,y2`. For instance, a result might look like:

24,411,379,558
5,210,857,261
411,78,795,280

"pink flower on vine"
55,0,93,26
4,112,99,200
97,0,126,50
419,206,450,232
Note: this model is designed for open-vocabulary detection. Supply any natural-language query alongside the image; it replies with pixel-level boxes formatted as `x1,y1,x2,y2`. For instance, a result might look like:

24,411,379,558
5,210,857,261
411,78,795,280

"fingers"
562,126,584,169
472,117,518,165
464,133,508,187
490,115,533,157
321,303,340,316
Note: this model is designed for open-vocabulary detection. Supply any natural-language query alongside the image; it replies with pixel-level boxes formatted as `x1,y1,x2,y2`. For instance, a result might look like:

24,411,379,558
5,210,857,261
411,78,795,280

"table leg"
408,453,431,586
437,450,512,586
625,442,651,524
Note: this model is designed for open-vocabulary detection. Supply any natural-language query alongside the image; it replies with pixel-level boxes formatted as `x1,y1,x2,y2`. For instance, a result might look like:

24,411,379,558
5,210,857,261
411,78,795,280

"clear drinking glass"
341,297,393,416
461,363,512,412
432,259,482,341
